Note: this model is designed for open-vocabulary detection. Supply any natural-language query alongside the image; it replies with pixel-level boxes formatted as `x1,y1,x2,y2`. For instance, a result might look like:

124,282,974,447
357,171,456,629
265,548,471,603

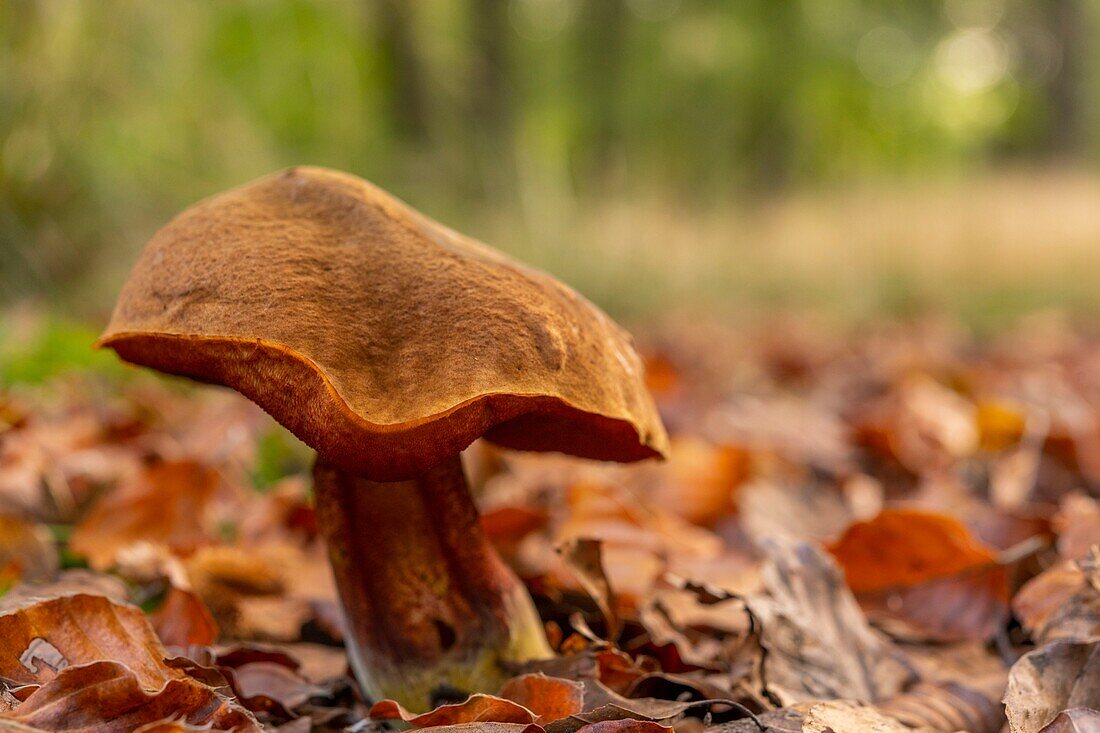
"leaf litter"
1,315,1099,731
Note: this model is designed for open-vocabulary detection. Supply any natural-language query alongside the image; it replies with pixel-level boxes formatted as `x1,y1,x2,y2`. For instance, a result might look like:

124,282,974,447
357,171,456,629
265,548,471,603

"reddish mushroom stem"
312,454,552,709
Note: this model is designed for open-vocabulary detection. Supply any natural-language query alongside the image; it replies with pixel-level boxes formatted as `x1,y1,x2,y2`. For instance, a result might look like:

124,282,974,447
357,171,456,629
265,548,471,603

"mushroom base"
313,454,552,711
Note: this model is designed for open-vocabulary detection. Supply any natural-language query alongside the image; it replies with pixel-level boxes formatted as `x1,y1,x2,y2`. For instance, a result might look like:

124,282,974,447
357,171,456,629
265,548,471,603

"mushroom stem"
312,453,552,710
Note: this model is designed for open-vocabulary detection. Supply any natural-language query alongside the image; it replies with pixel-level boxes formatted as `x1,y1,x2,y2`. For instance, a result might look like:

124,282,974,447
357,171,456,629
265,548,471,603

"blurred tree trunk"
469,0,510,143
745,1,798,192
468,0,513,195
575,0,627,184
1042,0,1086,157
375,0,429,144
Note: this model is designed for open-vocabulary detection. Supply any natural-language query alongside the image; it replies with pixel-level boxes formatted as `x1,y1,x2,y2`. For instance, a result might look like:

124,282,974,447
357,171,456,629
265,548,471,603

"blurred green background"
2,0,1099,327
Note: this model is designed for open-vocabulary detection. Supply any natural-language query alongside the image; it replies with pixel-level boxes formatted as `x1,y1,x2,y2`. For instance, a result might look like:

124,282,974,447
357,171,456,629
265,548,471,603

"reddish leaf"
0,660,259,732
499,674,585,724
150,586,219,648
0,593,177,689
371,695,538,726
829,509,1001,593
828,509,1010,640
70,460,221,569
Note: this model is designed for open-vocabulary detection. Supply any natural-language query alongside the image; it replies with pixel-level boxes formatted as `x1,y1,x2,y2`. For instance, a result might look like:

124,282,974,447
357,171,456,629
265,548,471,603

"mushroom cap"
99,167,668,481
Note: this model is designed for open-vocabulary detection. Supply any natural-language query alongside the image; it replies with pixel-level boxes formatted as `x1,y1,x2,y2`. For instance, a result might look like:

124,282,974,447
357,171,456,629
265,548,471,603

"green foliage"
251,427,313,492
0,316,126,385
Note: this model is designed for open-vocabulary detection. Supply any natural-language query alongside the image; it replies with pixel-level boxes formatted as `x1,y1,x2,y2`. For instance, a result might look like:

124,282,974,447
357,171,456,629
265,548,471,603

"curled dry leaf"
800,699,938,733
737,479,857,546
877,681,1004,733
572,720,671,733
1056,495,1100,561
1004,639,1100,733
900,641,1009,705
746,541,914,705
371,694,538,727
0,660,259,732
650,436,744,527
184,542,336,643
70,460,222,570
1014,549,1100,645
557,538,620,641
1038,708,1100,733
828,509,1008,641
0,517,58,587
0,592,176,689
231,661,327,712
499,674,585,725
829,509,1000,592
411,725,542,733
150,586,219,648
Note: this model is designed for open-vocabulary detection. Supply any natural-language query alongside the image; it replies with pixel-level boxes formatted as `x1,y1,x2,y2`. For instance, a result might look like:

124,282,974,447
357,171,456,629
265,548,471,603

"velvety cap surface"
100,167,668,480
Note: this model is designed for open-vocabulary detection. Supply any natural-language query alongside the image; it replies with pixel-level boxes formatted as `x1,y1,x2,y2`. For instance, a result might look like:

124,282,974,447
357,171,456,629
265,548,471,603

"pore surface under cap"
99,167,668,481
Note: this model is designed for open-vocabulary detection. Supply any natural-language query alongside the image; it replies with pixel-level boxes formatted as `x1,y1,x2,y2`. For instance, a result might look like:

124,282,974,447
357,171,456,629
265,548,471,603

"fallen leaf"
829,508,1009,641
499,674,585,725
746,541,915,705
877,681,1003,733
150,586,219,648
800,699,937,733
411,725,542,733
0,660,259,732
829,509,1001,593
232,661,326,711
737,479,857,546
0,517,57,587
371,695,538,726
1056,495,1100,561
70,460,221,570
0,593,177,689
1004,639,1100,733
1014,549,1100,645
558,538,620,641
1038,708,1100,733
573,720,671,733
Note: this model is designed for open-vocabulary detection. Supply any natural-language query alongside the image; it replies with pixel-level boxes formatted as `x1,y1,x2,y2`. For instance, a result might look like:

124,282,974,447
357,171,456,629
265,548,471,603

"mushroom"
98,167,669,710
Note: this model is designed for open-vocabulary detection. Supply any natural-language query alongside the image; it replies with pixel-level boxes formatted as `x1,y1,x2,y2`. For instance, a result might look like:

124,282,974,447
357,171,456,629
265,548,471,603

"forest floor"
0,313,1098,732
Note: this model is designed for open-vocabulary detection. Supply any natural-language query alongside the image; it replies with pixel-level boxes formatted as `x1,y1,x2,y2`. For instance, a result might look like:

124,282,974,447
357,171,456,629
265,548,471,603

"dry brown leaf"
0,660,259,732
0,518,57,588
800,699,938,733
737,479,857,546
371,695,538,727
1004,639,1100,733
877,681,1003,733
1014,549,1100,645
70,460,221,569
829,509,1001,593
558,538,620,641
1056,495,1100,561
499,674,585,725
900,641,1008,704
746,540,915,705
650,437,744,527
231,661,326,711
184,543,335,643
0,592,176,689
572,721,671,733
150,586,219,648
1037,708,1100,732
411,725,542,733
829,508,1009,641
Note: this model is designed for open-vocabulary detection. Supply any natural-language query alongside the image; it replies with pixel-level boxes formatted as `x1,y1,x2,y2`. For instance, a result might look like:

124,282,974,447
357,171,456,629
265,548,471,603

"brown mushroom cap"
99,167,668,481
